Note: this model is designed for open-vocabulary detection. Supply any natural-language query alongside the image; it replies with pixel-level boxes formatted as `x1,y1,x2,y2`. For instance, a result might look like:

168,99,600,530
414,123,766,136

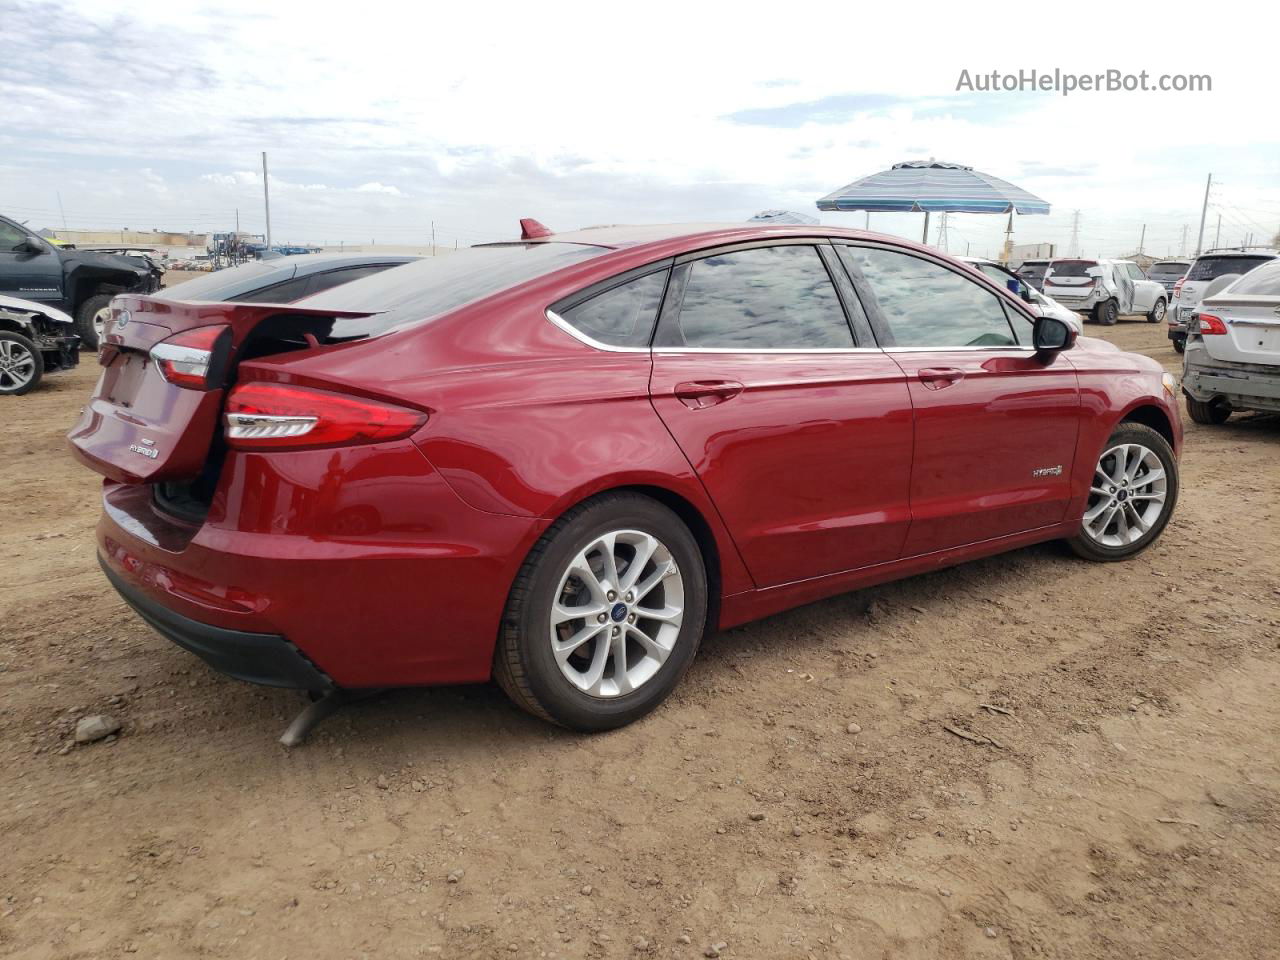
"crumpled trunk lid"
67,294,373,484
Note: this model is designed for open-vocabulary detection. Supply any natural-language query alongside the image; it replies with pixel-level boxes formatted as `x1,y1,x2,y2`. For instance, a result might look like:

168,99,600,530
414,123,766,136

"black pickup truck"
0,213,163,350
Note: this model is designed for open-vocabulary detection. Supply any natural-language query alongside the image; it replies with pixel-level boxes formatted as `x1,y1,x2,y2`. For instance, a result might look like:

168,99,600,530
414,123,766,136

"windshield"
1147,262,1189,279
1224,260,1280,297
167,260,292,300
1187,255,1273,282
303,242,607,338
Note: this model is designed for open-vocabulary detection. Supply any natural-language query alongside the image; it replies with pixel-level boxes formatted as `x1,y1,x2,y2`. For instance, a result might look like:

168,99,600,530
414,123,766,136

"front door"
837,243,1082,557
0,218,63,305
649,242,915,588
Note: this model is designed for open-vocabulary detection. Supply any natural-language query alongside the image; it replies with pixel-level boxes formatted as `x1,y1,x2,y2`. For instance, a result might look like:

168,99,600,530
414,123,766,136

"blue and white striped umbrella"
748,209,820,225
816,160,1049,215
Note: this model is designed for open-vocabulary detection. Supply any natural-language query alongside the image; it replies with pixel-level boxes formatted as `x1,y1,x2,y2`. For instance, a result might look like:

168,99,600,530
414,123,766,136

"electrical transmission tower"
1068,210,1081,258
935,212,950,252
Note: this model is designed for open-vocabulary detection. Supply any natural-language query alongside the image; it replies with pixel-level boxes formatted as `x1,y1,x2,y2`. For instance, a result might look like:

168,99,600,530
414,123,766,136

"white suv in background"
1170,250,1278,353
1042,258,1167,325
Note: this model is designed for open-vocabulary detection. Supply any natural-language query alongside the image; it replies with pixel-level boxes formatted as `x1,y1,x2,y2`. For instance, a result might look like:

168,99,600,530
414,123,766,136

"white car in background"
959,257,1082,333
1181,257,1280,423
1042,258,1167,326
1169,249,1277,353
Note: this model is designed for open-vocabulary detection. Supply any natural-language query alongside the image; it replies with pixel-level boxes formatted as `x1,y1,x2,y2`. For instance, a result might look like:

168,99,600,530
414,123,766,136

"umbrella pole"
922,210,931,244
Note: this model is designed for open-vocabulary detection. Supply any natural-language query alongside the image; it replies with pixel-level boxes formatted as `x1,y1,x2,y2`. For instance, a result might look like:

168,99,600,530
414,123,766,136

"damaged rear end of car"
68,291,540,702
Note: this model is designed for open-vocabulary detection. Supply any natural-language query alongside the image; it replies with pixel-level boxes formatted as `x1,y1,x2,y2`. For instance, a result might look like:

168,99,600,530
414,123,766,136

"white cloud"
1,0,1276,255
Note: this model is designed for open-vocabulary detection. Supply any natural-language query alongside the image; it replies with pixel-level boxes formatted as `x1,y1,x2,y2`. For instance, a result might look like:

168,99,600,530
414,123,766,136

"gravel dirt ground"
2,313,1278,960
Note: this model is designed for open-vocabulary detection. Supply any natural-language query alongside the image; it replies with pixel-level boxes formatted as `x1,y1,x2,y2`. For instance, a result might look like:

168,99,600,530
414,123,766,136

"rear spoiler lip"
114,293,382,320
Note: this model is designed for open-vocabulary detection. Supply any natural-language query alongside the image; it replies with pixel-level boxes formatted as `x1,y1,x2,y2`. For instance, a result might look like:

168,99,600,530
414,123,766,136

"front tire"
1068,423,1178,562
1172,336,1186,354
494,492,708,731
75,293,113,350
0,331,44,395
1147,298,1167,323
1185,395,1231,425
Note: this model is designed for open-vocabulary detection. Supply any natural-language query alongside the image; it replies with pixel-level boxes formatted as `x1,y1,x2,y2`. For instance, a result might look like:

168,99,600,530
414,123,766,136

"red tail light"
224,381,428,450
151,325,230,390
1196,313,1228,335
1173,278,1185,299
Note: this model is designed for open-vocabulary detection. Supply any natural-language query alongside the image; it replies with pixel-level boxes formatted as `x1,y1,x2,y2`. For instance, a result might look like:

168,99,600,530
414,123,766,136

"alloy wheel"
1082,443,1169,548
94,306,112,340
0,339,37,391
549,529,684,698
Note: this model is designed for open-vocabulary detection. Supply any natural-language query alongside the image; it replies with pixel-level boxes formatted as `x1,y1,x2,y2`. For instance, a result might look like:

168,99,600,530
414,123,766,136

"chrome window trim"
883,345,1034,354
652,346,884,355
544,308,651,353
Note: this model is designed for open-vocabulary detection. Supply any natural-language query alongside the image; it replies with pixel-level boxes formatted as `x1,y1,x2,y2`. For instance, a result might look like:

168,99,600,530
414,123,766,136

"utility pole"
235,208,240,233
431,220,436,256
965,240,970,256
56,192,68,231
1194,173,1212,256
864,212,870,230
1180,224,1188,257
999,210,1014,263
262,152,272,251
1214,214,1221,250
1138,223,1146,257
1068,210,1081,258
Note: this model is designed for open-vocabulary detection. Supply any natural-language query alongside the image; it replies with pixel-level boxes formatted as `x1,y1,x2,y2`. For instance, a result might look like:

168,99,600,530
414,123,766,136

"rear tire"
1147,298,1167,323
1068,423,1178,562
1094,299,1119,326
75,293,113,350
494,492,708,731
1185,395,1231,425
1172,336,1186,354
0,331,44,395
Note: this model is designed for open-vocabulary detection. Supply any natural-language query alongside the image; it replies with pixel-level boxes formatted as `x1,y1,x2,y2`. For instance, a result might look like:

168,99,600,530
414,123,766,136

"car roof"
161,253,421,302
485,222,947,262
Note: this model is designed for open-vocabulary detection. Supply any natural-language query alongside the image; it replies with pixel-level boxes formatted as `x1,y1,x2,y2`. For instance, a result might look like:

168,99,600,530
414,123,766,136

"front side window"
840,246,1019,348
558,269,668,347
662,245,853,349
0,219,29,249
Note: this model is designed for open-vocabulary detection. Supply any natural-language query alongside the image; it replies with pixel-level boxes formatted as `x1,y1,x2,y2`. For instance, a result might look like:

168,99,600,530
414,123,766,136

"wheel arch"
1120,402,1175,450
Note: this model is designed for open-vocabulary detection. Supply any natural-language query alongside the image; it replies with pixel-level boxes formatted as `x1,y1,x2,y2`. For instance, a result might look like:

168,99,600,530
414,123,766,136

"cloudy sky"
3,0,1277,257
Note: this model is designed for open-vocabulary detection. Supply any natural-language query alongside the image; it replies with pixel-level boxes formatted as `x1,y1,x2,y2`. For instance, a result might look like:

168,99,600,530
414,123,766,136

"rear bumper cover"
1183,348,1280,409
100,552,334,691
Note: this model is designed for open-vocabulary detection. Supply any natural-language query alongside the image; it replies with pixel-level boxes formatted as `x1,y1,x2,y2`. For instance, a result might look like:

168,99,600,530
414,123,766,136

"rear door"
837,243,1081,556
649,241,914,588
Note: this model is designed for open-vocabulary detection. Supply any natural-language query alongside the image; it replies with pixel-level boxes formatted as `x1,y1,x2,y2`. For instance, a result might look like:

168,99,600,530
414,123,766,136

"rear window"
1224,260,1280,297
1148,262,1189,279
1047,260,1098,278
1187,255,1273,282
1017,262,1049,280
166,260,292,300
304,243,606,338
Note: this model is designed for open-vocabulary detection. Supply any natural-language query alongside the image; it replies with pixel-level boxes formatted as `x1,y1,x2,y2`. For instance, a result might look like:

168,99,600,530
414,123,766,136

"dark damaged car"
0,214,162,350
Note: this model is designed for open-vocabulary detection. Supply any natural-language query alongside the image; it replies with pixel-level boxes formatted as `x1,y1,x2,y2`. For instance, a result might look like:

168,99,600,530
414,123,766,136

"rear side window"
306,243,606,338
841,246,1018,348
659,245,853,349
304,264,397,297
1226,260,1280,296
1188,256,1273,282
557,270,668,347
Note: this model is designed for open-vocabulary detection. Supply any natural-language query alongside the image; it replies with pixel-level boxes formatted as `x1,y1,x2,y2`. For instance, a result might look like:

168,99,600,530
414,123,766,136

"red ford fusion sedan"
69,223,1182,731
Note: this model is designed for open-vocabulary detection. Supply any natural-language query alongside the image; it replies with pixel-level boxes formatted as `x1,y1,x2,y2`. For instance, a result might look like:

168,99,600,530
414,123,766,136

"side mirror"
16,237,45,254
1032,314,1075,359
